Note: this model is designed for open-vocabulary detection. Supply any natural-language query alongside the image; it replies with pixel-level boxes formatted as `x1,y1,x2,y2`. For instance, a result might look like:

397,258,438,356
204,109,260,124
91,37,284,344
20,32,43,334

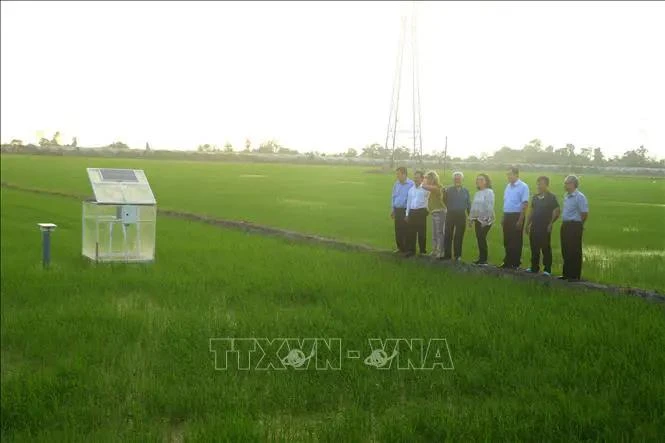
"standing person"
500,167,530,269
468,173,495,265
405,170,430,257
441,171,470,262
525,176,560,276
422,170,447,258
559,175,589,282
390,167,414,254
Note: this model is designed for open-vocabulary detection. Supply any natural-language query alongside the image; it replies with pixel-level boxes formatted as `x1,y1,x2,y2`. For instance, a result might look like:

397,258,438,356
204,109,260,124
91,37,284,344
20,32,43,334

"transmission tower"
385,2,423,169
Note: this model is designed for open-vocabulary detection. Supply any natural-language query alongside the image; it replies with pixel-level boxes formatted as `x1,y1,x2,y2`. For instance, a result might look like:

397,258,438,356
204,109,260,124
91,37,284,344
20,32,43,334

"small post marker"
37,223,57,268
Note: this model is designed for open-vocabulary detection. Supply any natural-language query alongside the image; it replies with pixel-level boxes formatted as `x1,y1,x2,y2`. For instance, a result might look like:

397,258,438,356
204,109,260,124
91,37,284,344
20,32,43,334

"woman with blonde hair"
421,170,446,258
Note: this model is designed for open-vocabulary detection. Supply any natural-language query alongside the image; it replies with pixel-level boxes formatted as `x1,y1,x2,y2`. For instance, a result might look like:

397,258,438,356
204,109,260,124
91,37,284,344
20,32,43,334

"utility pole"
442,136,448,175
385,2,423,169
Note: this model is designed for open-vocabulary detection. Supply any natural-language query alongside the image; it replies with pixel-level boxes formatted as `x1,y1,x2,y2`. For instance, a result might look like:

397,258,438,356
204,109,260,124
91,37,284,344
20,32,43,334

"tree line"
3,133,663,168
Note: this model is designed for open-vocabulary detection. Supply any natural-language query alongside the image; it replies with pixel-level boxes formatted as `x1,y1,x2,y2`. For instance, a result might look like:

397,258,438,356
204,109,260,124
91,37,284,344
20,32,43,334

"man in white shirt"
500,166,530,269
405,170,430,257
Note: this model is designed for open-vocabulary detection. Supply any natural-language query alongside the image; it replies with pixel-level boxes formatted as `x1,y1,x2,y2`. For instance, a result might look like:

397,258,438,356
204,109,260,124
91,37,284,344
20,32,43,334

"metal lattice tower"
385,2,423,168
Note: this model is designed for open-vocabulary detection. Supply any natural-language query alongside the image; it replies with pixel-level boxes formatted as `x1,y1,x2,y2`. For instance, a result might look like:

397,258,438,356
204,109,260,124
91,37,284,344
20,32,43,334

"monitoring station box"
83,168,157,262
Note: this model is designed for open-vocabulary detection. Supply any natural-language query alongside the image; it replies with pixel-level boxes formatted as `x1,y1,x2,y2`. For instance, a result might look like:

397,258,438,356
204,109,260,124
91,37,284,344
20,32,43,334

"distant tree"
578,147,593,164
197,144,214,152
492,145,519,163
593,147,604,165
361,143,385,159
108,141,129,150
71,137,78,148
277,146,298,155
223,142,233,152
257,140,280,154
620,145,650,167
344,148,358,158
393,145,411,160
51,131,61,146
545,145,554,154
38,137,50,148
10,139,23,147
145,142,151,151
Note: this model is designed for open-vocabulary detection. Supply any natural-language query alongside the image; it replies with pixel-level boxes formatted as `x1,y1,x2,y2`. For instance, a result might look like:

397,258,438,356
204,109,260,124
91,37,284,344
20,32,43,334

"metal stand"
37,223,57,268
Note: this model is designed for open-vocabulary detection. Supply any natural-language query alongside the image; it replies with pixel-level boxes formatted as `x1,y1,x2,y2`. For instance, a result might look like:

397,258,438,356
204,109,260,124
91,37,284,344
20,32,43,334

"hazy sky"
2,1,664,159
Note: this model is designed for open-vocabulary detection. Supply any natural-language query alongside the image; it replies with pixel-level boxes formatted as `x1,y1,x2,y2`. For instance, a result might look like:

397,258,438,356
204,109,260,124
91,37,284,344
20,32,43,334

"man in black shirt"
525,176,560,275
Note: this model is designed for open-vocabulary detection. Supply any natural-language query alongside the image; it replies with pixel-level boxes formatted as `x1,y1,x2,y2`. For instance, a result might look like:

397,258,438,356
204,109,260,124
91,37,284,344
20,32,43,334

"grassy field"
2,185,665,441
1,154,664,289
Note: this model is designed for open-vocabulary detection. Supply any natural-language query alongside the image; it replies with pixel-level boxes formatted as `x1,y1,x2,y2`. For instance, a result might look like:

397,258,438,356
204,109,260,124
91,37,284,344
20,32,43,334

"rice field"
2,155,663,289
1,154,665,441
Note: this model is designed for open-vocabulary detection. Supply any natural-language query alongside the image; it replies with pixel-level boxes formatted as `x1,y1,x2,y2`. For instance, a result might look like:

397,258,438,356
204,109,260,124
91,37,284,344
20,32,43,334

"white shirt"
406,184,430,216
470,188,496,226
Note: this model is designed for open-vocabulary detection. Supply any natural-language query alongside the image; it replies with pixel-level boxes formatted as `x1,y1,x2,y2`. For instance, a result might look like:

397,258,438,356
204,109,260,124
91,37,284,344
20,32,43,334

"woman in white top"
468,173,495,265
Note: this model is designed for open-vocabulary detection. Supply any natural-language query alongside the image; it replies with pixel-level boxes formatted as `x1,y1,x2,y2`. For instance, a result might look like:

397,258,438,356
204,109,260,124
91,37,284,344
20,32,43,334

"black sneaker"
499,263,517,269
557,276,568,281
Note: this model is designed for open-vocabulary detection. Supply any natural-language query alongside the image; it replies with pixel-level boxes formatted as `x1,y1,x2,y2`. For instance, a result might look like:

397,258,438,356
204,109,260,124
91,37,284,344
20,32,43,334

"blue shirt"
503,179,530,213
392,178,414,209
444,185,471,212
562,190,589,222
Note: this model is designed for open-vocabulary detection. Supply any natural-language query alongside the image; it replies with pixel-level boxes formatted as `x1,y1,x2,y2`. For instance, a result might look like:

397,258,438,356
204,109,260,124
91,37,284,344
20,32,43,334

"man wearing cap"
441,171,470,261
500,166,529,269
559,175,589,282
391,166,414,254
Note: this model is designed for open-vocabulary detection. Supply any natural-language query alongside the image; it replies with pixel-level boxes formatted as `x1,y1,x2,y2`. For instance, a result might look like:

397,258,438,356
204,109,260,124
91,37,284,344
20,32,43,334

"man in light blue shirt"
404,170,430,257
500,166,530,269
391,166,414,253
559,175,589,282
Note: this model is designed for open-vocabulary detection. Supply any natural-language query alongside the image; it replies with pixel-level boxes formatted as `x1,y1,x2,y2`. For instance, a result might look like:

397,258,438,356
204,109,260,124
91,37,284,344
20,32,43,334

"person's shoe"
454,257,462,263
473,260,488,266
557,276,568,281
403,251,415,258
499,263,517,270
393,249,403,254
525,268,538,274
439,256,452,261
568,278,581,283
542,271,552,277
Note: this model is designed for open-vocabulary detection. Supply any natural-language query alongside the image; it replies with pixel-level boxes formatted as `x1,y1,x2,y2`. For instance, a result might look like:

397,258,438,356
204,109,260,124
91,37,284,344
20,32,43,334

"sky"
1,1,664,159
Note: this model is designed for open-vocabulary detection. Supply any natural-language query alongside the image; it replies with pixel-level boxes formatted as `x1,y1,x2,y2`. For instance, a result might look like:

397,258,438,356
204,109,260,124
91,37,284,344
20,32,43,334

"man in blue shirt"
500,166,530,269
391,166,414,253
441,171,470,261
559,175,589,282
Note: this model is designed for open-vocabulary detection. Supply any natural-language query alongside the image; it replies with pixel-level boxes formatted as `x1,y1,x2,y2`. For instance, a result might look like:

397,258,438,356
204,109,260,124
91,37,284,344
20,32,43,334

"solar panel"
87,168,156,205
100,168,139,182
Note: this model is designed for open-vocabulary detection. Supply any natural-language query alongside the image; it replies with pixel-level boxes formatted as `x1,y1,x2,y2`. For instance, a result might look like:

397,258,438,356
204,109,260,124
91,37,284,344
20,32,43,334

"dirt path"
3,181,663,304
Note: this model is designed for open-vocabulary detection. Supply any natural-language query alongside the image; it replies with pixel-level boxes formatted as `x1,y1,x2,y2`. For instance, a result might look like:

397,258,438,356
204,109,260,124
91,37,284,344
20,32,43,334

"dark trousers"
502,213,524,267
474,221,492,262
529,226,553,273
406,208,428,254
393,207,408,252
561,221,584,279
443,210,466,259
